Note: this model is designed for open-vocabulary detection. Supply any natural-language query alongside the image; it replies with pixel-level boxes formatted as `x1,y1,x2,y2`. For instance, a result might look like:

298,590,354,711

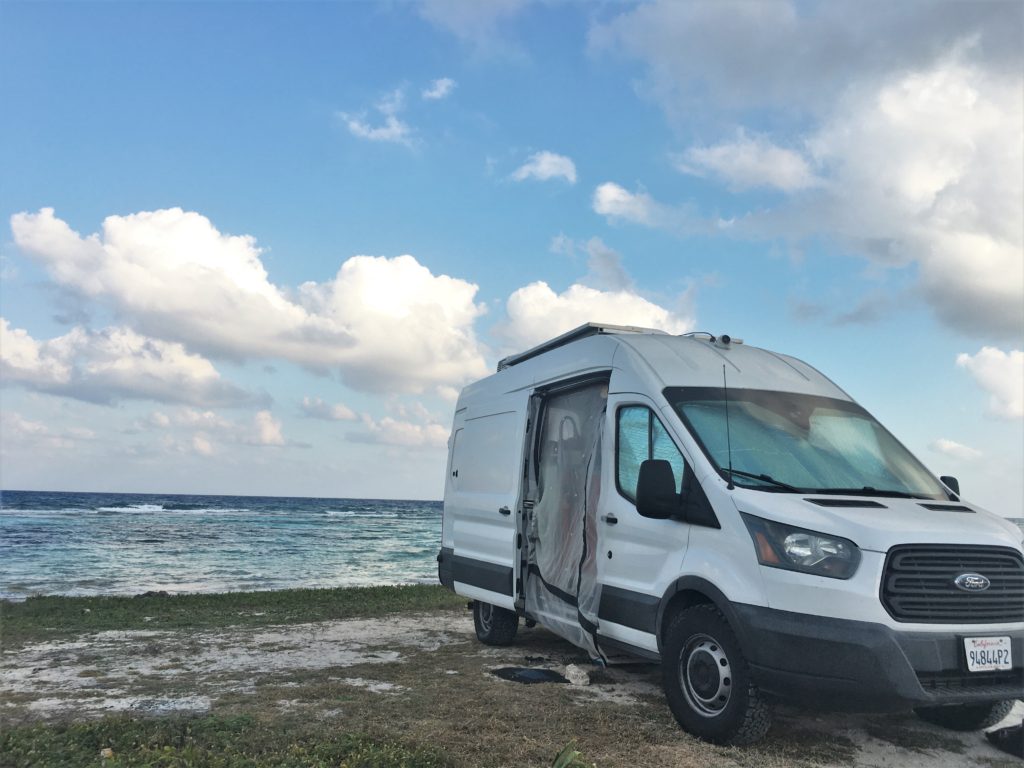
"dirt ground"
2,610,1021,767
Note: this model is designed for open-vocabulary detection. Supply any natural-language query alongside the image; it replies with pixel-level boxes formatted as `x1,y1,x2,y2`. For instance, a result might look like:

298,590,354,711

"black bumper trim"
732,604,1024,710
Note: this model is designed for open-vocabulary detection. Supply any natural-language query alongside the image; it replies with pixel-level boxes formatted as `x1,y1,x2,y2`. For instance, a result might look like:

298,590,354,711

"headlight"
741,513,861,579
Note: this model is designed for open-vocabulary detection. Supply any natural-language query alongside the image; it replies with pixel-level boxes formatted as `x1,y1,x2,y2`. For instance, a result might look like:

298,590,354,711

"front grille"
881,545,1024,623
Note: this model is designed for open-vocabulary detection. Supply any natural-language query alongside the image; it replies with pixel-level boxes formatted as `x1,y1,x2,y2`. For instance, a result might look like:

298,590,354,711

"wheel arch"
657,576,749,655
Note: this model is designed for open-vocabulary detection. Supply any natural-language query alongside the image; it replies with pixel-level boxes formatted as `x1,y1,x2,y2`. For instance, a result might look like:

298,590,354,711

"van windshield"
665,387,948,499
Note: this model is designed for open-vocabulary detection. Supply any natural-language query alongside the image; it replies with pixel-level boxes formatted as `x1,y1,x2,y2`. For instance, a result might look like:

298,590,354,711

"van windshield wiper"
726,469,801,493
811,487,930,499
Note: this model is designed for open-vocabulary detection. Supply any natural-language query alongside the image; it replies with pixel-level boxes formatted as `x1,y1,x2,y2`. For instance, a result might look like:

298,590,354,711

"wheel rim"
678,633,732,718
478,603,493,634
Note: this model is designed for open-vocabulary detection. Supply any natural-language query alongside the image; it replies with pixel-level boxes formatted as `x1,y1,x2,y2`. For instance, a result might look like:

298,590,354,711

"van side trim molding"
598,585,660,634
452,554,514,596
597,634,661,662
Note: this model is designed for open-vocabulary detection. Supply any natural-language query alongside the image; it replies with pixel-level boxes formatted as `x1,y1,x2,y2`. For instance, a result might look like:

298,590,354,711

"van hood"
730,490,1024,553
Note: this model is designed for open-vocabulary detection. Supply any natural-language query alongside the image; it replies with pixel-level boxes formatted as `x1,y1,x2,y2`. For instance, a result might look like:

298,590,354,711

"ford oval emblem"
954,573,991,592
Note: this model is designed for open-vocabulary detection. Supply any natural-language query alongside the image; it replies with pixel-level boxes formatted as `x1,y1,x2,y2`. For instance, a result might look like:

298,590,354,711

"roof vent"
714,334,743,349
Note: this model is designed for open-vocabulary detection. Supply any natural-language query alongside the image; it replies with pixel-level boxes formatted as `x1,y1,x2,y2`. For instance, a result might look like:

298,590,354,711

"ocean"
0,490,442,599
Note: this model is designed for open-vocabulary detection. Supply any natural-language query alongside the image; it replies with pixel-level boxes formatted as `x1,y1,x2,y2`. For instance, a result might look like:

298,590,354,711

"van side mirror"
636,459,678,519
940,475,960,496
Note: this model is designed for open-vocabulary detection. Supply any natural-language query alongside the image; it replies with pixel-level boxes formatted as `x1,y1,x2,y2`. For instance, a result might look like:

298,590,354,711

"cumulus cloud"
497,281,693,351
593,183,666,227
0,318,253,407
591,1,1024,339
930,438,982,461
338,89,413,146
253,410,286,446
676,131,821,192
10,208,489,393
956,347,1024,419
350,414,449,448
422,77,456,100
511,151,577,184
300,396,357,421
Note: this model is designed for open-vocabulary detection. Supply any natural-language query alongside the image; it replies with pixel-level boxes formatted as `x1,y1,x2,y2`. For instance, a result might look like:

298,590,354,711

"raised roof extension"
496,322,667,371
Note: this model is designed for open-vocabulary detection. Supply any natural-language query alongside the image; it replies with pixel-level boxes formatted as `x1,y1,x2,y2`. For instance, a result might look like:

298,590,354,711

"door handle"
601,514,618,525
498,506,511,516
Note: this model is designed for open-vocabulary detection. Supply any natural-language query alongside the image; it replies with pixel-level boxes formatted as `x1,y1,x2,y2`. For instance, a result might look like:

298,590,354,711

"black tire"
472,601,519,645
915,700,1015,731
661,604,771,746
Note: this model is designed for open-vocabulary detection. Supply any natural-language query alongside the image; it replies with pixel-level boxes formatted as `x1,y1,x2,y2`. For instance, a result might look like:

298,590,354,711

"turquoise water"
0,490,441,599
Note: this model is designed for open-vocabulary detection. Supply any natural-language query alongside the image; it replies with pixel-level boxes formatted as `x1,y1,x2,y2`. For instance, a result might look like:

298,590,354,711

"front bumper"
732,604,1024,711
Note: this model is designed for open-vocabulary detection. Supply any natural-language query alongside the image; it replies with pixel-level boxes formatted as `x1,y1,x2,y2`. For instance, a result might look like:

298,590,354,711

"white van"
437,324,1023,745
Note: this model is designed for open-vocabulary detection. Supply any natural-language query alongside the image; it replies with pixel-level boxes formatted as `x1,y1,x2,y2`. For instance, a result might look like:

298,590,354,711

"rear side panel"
444,400,528,609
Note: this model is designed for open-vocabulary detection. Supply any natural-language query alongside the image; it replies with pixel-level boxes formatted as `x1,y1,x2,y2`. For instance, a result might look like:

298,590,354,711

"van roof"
493,324,851,401
496,322,666,371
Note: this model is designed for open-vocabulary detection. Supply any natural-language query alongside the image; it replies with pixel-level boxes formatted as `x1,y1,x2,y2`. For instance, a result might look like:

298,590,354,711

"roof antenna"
723,364,735,490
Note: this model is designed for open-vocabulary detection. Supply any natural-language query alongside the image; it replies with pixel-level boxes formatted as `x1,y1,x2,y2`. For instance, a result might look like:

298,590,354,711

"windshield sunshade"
666,387,947,499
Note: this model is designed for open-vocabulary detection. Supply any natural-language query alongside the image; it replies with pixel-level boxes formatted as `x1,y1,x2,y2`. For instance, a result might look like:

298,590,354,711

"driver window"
617,406,687,500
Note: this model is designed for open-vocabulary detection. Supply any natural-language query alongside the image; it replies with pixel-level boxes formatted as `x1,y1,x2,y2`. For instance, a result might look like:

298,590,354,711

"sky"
0,1,1021,514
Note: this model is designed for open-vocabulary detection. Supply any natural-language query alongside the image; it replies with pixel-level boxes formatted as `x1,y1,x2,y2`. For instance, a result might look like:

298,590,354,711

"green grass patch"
0,713,451,768
0,585,464,650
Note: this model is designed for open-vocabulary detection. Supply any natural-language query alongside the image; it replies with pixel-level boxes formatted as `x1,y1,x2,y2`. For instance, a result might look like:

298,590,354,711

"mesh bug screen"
524,382,606,656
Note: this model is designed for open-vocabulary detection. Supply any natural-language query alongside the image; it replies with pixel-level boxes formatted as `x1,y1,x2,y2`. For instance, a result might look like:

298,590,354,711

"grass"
0,713,451,768
1,584,1007,768
0,584,465,651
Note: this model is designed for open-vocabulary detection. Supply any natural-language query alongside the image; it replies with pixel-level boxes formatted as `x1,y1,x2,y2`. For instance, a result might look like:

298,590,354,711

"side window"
617,406,686,501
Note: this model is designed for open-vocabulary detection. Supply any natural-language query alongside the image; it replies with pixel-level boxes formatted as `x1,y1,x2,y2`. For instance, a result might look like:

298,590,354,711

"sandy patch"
2,611,1020,767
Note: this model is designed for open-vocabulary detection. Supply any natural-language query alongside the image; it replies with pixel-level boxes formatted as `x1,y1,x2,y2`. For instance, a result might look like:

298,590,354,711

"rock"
564,664,590,686
99,748,114,759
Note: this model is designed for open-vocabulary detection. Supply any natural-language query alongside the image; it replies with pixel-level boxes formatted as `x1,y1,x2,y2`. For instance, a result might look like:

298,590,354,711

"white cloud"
418,0,529,50
11,208,490,393
351,414,449,449
956,347,1024,419
591,1,1021,115
301,396,357,421
338,89,413,146
498,281,693,351
176,409,232,429
930,438,982,461
253,410,286,446
422,77,456,100
592,183,665,227
1,412,76,450
676,131,821,192
511,151,577,184
192,434,214,456
0,318,252,407
591,7,1024,339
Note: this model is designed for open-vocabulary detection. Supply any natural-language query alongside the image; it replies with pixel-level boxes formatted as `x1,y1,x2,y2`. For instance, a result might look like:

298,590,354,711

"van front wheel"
472,601,519,645
662,604,771,746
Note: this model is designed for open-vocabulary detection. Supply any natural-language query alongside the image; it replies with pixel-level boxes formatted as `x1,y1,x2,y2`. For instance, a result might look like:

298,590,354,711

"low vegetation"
0,714,451,768
0,584,464,650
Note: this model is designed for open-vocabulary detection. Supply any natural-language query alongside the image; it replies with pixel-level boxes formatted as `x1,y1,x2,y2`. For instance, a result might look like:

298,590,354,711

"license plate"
964,636,1012,672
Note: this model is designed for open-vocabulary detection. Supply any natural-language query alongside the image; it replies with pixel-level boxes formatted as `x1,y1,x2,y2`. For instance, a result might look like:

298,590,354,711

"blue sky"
1,1,1021,515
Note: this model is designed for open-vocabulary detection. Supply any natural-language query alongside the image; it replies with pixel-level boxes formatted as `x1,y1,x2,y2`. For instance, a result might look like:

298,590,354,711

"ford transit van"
437,324,1023,745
